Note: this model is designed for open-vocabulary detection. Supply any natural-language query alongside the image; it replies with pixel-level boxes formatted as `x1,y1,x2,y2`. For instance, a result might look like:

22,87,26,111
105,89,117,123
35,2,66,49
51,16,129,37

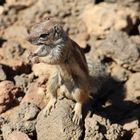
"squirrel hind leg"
72,102,82,125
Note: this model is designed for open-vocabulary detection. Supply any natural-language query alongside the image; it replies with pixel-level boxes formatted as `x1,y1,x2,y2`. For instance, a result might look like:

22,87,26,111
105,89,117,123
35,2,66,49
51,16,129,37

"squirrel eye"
39,33,49,40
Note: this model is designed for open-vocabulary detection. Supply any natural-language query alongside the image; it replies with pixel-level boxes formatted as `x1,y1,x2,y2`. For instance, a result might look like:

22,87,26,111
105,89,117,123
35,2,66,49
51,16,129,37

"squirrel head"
28,18,70,64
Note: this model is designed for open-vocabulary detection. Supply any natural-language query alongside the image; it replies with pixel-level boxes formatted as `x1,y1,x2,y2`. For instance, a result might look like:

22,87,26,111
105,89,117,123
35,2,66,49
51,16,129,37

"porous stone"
80,3,138,37
96,31,140,72
0,80,20,114
2,102,40,139
125,73,140,103
85,114,125,140
36,98,83,140
7,131,31,140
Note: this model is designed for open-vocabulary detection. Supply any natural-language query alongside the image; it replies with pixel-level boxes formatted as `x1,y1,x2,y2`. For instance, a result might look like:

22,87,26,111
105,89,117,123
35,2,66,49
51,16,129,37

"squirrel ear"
54,25,62,33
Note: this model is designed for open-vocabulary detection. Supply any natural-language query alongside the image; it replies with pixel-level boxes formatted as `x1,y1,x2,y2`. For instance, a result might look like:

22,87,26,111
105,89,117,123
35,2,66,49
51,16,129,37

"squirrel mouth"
32,44,49,57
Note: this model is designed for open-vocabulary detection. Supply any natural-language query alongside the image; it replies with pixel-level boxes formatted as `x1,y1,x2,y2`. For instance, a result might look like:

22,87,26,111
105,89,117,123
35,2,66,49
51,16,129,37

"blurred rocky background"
0,0,140,140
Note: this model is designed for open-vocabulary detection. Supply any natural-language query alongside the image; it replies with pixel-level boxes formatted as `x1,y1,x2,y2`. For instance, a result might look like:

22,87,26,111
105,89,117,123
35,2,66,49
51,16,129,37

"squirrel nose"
27,36,33,43
27,36,39,45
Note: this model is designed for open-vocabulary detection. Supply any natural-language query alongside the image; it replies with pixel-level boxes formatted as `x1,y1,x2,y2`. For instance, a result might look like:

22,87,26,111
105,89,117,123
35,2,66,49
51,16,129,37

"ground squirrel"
28,19,90,124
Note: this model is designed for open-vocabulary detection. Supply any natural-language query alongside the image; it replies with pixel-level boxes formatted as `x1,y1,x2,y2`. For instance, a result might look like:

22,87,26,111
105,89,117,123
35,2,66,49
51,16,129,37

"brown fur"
28,19,90,124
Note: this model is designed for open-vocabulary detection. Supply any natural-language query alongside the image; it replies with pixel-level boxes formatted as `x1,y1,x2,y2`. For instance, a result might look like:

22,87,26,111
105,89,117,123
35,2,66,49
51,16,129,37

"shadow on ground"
84,74,140,124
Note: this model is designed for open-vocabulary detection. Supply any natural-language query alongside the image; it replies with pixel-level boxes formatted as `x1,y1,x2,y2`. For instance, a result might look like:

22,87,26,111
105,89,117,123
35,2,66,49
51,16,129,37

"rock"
111,65,130,82
14,73,34,92
84,114,105,140
131,129,140,140
0,7,17,30
3,25,28,39
104,0,140,11
0,60,31,78
0,117,6,139
16,102,39,121
86,57,106,77
6,0,37,9
106,124,124,140
0,117,6,127
103,0,117,2
7,131,31,140
11,60,31,75
64,16,87,35
96,31,140,72
117,0,140,11
86,56,123,106
85,114,125,140
123,118,139,131
131,36,140,45
80,3,138,37
0,65,7,81
0,80,20,114
125,73,140,103
2,102,40,139
0,39,32,72
22,77,48,109
86,57,111,98
2,40,25,60
71,33,90,48
36,98,83,140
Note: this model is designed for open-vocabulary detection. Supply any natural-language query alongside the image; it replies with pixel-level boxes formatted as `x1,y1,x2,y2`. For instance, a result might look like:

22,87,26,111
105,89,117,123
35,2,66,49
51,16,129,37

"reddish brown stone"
7,131,31,140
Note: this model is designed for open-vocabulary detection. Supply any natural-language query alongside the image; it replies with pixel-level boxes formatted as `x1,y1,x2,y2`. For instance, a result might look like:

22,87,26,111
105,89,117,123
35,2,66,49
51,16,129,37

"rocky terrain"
0,0,140,139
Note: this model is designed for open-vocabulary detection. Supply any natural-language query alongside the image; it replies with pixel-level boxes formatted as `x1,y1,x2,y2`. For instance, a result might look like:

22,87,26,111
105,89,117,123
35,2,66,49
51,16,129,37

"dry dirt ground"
0,0,140,140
